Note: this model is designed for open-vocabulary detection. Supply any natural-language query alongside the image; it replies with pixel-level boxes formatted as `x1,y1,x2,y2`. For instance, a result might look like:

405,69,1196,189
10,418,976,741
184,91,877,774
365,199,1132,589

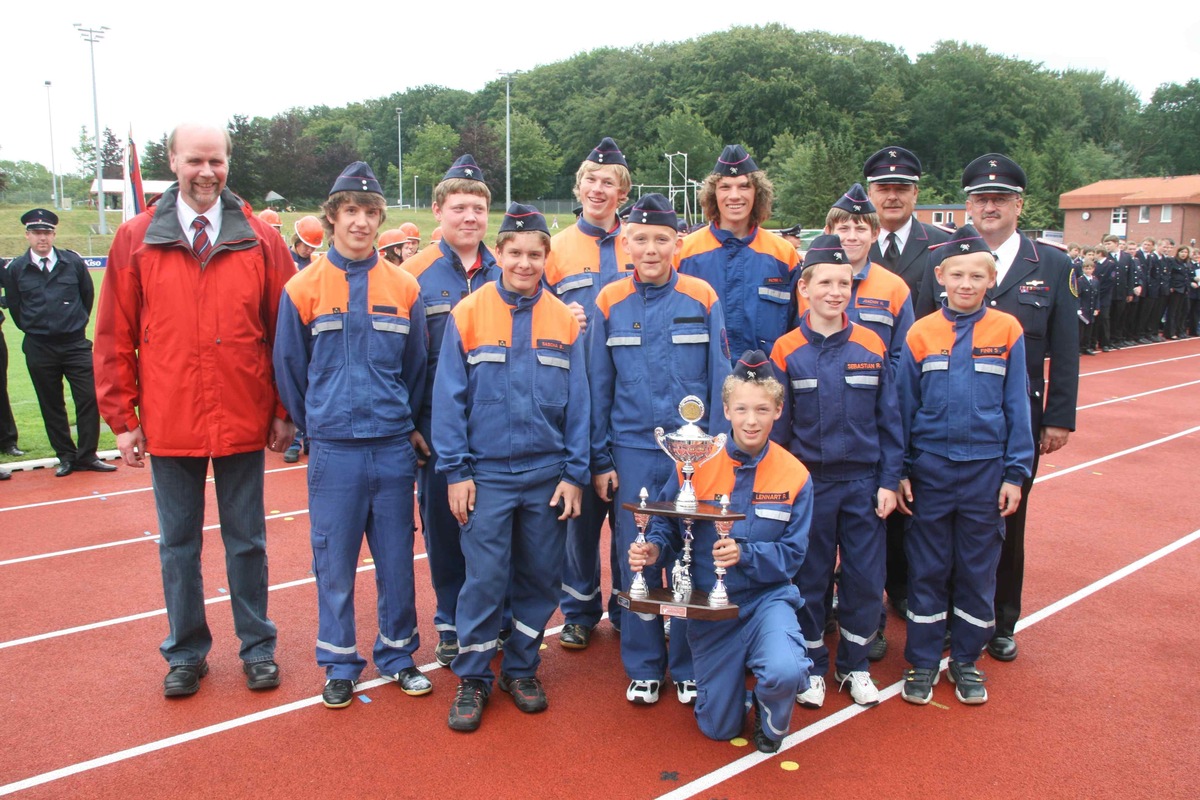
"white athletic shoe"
796,675,826,708
675,680,697,705
626,679,661,704
835,670,881,706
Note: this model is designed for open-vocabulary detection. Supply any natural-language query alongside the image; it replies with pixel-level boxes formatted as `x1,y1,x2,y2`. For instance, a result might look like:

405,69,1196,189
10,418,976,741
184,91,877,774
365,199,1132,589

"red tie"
192,216,212,260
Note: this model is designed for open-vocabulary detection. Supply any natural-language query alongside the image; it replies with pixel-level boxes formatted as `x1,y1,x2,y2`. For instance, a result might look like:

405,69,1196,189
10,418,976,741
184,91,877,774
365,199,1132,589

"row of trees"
4,25,1197,227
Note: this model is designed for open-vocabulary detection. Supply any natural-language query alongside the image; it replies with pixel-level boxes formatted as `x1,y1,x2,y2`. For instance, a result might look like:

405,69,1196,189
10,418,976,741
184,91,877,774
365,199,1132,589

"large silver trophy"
619,396,742,621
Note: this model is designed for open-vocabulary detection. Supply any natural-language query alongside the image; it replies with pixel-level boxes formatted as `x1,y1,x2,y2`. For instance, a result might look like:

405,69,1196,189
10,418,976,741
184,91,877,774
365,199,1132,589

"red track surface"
2,340,1199,799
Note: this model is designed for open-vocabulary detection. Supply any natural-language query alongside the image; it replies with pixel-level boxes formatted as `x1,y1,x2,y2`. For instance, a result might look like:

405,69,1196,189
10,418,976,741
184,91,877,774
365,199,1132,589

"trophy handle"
653,427,669,459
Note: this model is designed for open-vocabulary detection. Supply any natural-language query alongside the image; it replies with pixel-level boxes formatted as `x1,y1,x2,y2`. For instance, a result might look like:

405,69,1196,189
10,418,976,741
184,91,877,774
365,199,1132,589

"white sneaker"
626,679,661,704
796,675,826,708
675,680,697,705
835,670,880,706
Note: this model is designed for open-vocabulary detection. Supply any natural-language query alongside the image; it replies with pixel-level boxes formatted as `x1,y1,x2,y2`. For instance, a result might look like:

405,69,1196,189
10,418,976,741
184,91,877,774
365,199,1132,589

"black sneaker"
751,695,781,753
448,678,489,731
560,623,592,650
947,661,988,705
901,667,939,705
867,630,887,662
434,639,459,667
498,674,548,713
322,678,356,709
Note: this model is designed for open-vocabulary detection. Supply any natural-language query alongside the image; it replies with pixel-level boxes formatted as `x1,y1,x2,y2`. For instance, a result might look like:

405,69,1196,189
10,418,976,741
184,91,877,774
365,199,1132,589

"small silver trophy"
708,494,733,608
629,488,651,600
654,396,726,512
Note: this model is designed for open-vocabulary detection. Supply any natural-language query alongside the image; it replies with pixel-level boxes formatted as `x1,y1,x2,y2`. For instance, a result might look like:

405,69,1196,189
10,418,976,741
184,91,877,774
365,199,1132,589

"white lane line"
0,464,307,514
1077,379,1200,410
0,558,423,651
1079,351,1200,378
0,509,311,567
0,616,577,796
1033,425,1200,485
652,527,1200,800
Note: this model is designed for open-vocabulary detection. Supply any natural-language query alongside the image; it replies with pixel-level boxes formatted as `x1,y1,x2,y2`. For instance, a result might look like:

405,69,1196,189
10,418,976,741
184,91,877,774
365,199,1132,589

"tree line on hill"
3,25,1196,228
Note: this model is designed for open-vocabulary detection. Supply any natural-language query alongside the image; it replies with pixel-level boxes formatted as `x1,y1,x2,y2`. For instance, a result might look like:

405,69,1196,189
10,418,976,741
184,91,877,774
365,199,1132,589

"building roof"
1059,176,1200,210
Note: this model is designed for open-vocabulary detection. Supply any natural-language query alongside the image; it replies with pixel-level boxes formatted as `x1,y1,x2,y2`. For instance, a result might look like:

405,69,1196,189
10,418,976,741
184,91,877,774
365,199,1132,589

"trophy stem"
676,465,698,512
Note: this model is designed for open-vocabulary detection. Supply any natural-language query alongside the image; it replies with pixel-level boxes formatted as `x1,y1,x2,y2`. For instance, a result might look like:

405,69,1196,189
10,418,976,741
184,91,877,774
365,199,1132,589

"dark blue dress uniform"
1076,271,1099,352
3,209,104,471
914,156,1079,648
0,258,20,456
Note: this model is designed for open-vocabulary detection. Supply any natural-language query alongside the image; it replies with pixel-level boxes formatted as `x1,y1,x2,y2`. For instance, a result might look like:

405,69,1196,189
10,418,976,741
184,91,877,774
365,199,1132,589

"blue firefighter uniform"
677,224,799,361
544,218,632,633
645,441,812,743
273,247,427,680
896,303,1034,668
404,239,499,647
589,268,731,683
769,312,903,678
433,278,589,687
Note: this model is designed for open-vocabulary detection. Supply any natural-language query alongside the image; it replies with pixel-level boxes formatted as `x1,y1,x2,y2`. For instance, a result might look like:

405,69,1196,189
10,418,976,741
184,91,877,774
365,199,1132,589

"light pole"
499,71,514,208
413,174,418,209
44,81,60,210
74,23,108,234
396,107,404,208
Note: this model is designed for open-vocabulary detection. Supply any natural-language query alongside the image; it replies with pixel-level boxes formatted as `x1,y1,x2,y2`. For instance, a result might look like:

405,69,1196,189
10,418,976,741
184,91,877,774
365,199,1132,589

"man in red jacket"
93,123,297,698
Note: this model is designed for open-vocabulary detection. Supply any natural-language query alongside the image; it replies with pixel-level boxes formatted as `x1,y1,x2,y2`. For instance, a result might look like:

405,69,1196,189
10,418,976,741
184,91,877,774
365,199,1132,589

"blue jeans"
151,450,277,666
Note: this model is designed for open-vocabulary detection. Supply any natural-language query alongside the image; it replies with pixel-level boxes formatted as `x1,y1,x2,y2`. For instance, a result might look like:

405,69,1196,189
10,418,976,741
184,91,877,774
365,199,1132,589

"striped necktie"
192,215,212,260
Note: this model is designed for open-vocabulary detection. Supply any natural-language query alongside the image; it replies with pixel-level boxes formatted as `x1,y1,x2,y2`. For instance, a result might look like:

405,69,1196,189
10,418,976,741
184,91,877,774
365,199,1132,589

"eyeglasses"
967,194,1018,208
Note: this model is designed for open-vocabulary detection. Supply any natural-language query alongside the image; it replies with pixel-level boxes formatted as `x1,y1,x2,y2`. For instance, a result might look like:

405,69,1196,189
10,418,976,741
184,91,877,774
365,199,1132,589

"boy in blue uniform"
769,235,902,709
545,137,633,650
630,351,812,754
434,203,590,732
895,225,1034,706
273,162,431,708
678,145,800,360
404,155,500,667
589,193,732,704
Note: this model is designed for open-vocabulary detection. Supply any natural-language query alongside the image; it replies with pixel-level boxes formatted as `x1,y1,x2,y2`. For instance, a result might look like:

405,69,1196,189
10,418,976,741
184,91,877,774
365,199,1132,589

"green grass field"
0,201,539,463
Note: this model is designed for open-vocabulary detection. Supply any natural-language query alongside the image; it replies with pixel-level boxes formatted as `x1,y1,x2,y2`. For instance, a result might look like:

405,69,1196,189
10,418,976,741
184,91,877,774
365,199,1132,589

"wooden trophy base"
617,588,739,621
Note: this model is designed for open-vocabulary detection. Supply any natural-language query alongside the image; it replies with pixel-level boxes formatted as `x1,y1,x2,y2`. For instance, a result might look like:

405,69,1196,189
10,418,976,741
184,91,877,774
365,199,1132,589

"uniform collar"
327,246,378,273
711,223,756,247
726,437,769,468
938,301,987,325
798,311,850,345
495,277,542,307
577,217,620,242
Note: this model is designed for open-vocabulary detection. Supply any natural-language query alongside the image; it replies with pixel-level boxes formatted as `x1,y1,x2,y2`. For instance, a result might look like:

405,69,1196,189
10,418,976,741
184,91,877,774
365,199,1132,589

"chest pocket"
424,301,452,318
844,367,881,423
368,315,411,369
608,331,644,385
533,346,571,408
556,274,594,295
972,358,1007,413
748,504,791,542
309,314,346,374
754,284,791,348
670,322,710,382
919,356,949,409
466,346,507,404
1015,289,1051,339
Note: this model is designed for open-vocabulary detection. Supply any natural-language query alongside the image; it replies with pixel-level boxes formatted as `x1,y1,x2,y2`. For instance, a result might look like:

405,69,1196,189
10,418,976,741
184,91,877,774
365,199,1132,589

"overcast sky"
6,0,1198,174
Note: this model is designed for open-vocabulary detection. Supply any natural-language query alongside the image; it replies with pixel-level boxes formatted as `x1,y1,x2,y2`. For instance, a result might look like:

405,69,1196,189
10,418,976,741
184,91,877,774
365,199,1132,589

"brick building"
1059,176,1200,247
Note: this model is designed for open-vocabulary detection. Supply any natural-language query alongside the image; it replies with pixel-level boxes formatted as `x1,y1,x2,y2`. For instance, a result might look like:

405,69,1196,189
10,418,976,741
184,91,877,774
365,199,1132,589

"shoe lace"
455,679,485,707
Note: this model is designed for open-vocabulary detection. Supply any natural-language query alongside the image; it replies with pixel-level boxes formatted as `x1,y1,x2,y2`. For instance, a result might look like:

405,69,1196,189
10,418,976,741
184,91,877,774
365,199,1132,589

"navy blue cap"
498,202,548,235
712,145,759,177
803,234,850,267
733,350,771,380
444,154,485,183
626,193,678,229
617,200,635,222
832,183,876,215
936,224,993,259
21,208,58,230
587,137,627,168
329,161,383,196
962,153,1026,194
863,146,921,184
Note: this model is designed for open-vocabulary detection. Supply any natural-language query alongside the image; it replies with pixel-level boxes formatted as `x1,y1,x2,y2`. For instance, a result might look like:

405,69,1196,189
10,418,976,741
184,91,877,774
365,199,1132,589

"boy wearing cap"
895,225,1034,705
434,203,589,732
630,350,812,753
797,185,915,370
588,193,731,705
678,145,799,360
273,161,431,709
544,137,633,650
768,234,902,709
403,155,500,668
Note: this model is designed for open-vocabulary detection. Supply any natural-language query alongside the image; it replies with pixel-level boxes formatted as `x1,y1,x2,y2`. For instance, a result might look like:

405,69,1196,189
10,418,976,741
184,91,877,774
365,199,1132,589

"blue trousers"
418,446,464,644
308,436,420,680
454,464,567,687
150,450,276,666
560,480,619,629
612,446,692,682
688,584,810,742
904,452,1004,668
796,476,884,675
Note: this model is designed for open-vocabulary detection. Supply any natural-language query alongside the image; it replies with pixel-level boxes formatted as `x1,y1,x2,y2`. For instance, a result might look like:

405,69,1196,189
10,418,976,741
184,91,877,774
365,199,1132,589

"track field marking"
652,527,1200,800
1033,424,1200,484
1076,379,1200,410
1079,350,1200,378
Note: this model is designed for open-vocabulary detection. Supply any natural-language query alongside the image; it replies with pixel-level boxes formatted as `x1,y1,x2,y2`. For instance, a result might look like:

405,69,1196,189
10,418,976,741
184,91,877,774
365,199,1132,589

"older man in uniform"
863,147,948,658
915,154,1079,662
3,209,114,477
